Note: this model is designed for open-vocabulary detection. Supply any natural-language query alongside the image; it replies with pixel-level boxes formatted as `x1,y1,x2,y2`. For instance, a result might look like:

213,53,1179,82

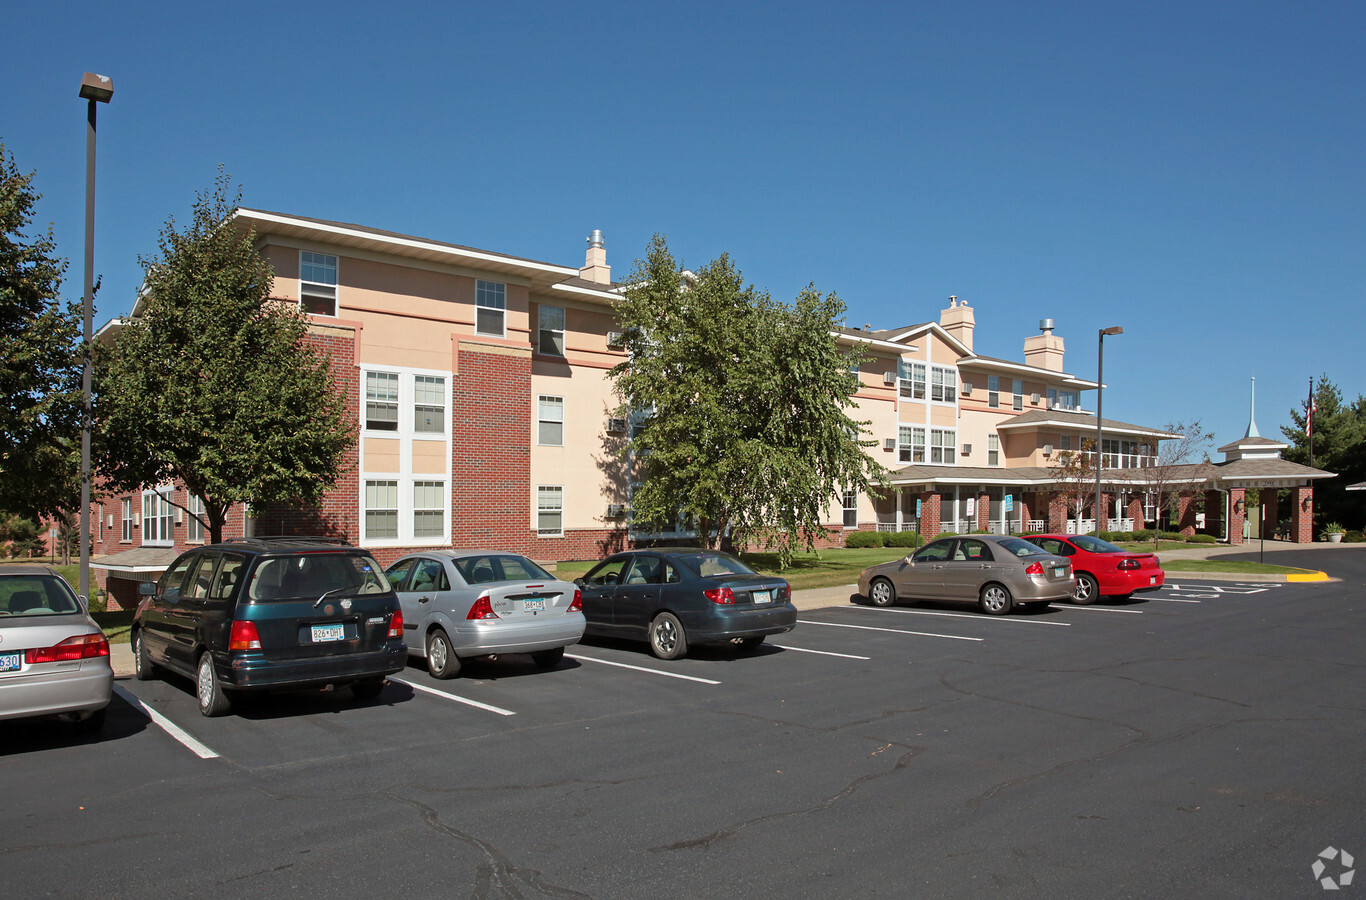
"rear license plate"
524,599,546,612
1150,575,1157,584
753,590,772,604
1053,567,1067,578
0,652,20,673
311,623,345,643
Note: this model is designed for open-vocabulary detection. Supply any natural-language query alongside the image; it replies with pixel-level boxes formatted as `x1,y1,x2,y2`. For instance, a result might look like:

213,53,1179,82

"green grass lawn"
1161,559,1312,575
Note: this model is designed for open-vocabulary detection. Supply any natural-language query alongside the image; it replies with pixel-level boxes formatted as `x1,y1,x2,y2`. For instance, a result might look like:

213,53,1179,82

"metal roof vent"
588,229,604,248
1039,318,1055,334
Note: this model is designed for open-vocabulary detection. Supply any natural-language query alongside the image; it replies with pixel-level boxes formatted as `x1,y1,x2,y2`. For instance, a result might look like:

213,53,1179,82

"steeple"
1244,377,1260,438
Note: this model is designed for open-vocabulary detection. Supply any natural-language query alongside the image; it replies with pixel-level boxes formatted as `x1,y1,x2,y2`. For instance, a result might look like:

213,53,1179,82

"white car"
0,566,113,731
385,551,584,678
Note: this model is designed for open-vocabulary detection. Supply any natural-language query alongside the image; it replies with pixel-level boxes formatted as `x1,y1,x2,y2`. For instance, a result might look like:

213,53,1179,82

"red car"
1024,534,1165,604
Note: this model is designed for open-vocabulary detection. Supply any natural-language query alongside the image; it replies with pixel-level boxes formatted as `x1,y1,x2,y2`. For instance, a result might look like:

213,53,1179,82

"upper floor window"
300,251,338,317
538,305,565,356
930,428,956,465
931,366,957,404
898,425,926,463
988,434,1000,466
142,487,174,546
538,396,564,446
1047,387,1079,411
476,280,506,336
121,497,133,542
1012,379,1023,411
187,494,206,542
414,375,446,434
365,371,400,431
987,375,1000,408
898,360,926,400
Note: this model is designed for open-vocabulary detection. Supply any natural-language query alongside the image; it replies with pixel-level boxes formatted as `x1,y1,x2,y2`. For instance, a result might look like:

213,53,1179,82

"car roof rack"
220,535,354,548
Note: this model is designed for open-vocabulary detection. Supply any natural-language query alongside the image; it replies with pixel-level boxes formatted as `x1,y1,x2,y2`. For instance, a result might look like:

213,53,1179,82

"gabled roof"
835,323,1097,387
996,408,1180,439
1216,435,1288,454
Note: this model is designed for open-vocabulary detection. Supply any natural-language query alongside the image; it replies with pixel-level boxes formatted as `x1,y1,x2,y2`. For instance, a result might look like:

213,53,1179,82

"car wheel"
530,646,564,668
868,577,897,608
1072,573,1099,605
351,679,385,700
132,630,157,681
649,612,688,660
426,629,462,679
979,583,1013,616
73,708,106,734
737,636,765,650
196,653,232,717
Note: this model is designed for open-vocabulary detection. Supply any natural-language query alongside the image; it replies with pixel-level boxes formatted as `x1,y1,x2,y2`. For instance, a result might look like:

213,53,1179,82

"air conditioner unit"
1042,443,1054,457
883,371,897,385
883,437,896,451
133,513,142,526
106,514,114,528
1031,392,1041,404
606,417,627,435
962,443,973,456
606,331,626,348
606,503,626,518
962,383,972,395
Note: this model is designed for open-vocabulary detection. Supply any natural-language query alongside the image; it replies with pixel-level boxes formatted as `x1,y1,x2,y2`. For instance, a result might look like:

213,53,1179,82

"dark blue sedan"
575,548,796,659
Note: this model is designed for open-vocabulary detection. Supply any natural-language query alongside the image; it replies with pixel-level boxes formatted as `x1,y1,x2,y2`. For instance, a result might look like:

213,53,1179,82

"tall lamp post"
78,72,113,605
1095,326,1123,535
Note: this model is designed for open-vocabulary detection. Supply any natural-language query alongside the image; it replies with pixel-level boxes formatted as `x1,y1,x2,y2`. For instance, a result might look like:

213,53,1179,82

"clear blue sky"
3,0,1362,452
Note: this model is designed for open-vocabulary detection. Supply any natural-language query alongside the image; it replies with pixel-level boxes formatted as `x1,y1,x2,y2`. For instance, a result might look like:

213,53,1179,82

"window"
365,480,399,540
898,425,926,463
366,371,400,431
414,375,445,434
538,396,564,446
187,494,206,542
538,305,565,356
413,481,445,539
1061,434,1072,451
121,498,133,542
300,251,338,316
988,434,1000,467
931,366,957,403
898,360,926,400
476,280,506,336
1012,379,1023,411
141,488,174,546
842,490,858,528
930,429,956,465
1047,387,1078,411
537,486,563,536
988,375,1000,408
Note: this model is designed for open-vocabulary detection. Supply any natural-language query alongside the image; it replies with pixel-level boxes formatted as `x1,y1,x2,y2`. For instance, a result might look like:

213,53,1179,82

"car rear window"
681,552,757,578
454,555,554,585
1070,535,1124,553
0,575,83,616
248,553,391,601
996,538,1051,558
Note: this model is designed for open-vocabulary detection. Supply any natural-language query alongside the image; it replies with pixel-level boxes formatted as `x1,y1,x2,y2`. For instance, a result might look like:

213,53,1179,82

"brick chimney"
1023,318,1065,372
939,296,974,351
579,229,611,285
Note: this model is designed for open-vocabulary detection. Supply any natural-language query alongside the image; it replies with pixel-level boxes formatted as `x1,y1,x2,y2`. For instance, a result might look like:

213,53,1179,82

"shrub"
1129,529,1154,542
844,530,885,548
971,528,990,535
1345,531,1364,543
933,532,957,542
1159,531,1184,542
886,530,922,548
1188,533,1218,544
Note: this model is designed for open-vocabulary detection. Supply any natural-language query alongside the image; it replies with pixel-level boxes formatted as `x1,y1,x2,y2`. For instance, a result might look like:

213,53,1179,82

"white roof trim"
834,332,921,353
996,417,1181,439
549,281,625,302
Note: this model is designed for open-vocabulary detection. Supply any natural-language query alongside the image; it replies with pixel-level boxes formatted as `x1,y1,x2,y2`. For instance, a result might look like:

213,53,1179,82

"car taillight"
25,633,109,664
704,587,735,605
568,589,582,612
229,620,262,651
1024,562,1045,576
467,596,499,620
387,610,404,638
779,584,791,602
1117,558,1141,570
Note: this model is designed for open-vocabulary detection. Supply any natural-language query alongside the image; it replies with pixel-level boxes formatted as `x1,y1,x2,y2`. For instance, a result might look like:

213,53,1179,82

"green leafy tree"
610,235,885,568
0,143,82,520
95,172,355,544
1282,376,1366,530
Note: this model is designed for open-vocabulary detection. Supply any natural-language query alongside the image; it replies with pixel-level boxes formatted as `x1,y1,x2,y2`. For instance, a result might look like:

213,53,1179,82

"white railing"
1026,519,1045,532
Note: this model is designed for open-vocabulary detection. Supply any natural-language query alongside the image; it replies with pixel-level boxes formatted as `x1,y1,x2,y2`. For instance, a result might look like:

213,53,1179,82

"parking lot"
4,552,1364,897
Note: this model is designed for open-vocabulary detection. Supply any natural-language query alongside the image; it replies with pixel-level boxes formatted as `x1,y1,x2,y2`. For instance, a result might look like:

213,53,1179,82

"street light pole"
78,72,113,606
1095,326,1123,536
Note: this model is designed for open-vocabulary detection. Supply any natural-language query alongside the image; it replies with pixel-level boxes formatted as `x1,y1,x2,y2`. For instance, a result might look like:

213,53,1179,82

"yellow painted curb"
1286,572,1331,582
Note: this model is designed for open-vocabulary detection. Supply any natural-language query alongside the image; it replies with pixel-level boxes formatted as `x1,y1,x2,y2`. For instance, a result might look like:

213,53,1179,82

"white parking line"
846,606,1071,627
797,619,984,642
771,644,871,660
565,653,721,684
1063,606,1144,614
113,685,219,760
1148,596,1201,603
389,676,517,716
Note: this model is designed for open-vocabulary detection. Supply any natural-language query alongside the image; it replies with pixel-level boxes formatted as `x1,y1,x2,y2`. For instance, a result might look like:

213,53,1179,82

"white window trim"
842,489,859,529
536,485,564,538
187,494,206,543
988,434,1000,467
538,305,565,356
929,427,957,465
898,425,926,464
538,395,565,446
300,250,339,317
476,280,507,338
141,486,174,547
930,365,958,405
121,498,134,542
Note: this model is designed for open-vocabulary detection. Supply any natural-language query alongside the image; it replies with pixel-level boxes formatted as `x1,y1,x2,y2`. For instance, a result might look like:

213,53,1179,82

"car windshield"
681,552,757,578
454,555,554,585
0,575,83,617
248,553,391,601
1070,535,1125,553
996,538,1052,558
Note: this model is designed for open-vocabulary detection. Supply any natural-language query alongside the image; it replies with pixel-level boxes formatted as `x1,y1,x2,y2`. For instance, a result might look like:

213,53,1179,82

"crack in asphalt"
647,745,923,853
0,831,164,855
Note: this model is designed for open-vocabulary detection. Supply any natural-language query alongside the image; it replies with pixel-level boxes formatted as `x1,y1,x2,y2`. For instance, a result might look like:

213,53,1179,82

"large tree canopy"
1281,376,1366,530
611,234,885,566
0,143,81,519
95,173,355,544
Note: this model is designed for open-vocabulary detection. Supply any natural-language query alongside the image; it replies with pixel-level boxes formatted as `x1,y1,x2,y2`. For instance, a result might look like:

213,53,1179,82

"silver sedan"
385,551,585,678
0,566,113,731
857,535,1074,615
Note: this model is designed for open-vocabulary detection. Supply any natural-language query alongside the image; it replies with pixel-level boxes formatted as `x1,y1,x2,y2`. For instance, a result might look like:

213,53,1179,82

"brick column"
1291,486,1314,543
1263,490,1279,540
1227,487,1246,544
1096,491,1111,532
918,491,941,539
977,491,991,531
1127,495,1145,531
1204,490,1224,539
1048,493,1068,534
1177,493,1197,536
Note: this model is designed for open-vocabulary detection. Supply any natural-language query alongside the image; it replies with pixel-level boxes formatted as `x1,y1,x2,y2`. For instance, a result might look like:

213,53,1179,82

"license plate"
753,590,772,604
1150,575,1157,584
1053,568,1067,578
311,623,345,643
0,652,20,673
523,599,546,612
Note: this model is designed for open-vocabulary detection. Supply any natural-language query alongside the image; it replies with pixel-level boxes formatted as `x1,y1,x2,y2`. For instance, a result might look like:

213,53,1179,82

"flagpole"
1308,375,1314,469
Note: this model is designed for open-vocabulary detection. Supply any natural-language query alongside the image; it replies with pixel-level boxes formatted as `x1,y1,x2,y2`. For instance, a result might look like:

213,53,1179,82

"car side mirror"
138,582,157,597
